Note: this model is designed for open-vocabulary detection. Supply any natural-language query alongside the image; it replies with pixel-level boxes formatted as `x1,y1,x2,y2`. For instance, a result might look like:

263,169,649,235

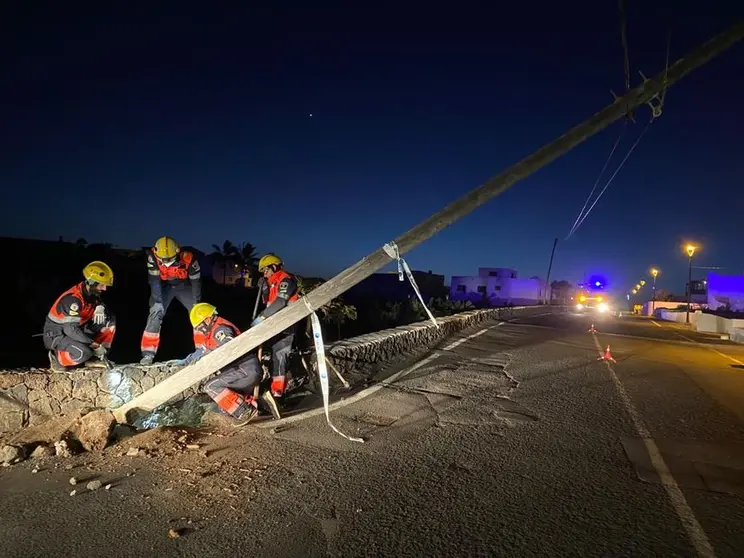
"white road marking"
443,324,495,351
591,334,715,557
257,322,503,429
671,331,744,366
651,320,663,328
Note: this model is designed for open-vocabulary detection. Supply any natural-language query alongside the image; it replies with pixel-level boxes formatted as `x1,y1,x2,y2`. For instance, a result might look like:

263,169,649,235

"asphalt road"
2,310,744,557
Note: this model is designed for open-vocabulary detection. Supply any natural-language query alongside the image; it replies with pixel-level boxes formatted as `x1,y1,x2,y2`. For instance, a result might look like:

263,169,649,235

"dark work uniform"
140,249,201,359
198,317,262,418
258,269,299,397
43,282,116,366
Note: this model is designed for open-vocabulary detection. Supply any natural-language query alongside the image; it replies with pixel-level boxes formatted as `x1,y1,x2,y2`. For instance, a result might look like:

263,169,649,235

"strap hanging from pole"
383,241,438,327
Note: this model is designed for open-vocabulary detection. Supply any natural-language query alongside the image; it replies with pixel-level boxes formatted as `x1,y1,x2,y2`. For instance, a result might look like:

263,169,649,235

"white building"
450,267,545,306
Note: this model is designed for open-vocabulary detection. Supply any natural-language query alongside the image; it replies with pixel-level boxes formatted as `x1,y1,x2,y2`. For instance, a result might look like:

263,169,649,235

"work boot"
48,351,69,373
84,359,108,369
260,391,282,421
229,405,259,428
140,354,155,366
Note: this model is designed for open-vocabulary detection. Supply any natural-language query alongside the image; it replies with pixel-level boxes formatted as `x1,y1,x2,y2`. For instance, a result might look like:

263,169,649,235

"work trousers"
47,318,116,367
203,353,262,418
268,333,294,397
141,284,198,358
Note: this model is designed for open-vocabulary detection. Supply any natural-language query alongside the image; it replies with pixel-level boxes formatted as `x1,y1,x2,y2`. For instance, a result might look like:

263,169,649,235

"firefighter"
251,253,300,398
185,303,281,424
43,261,116,372
140,236,202,365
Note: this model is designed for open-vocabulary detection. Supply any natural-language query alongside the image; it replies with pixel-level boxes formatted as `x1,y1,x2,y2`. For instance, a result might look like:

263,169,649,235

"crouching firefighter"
251,253,300,399
140,236,202,365
184,303,281,425
43,261,116,372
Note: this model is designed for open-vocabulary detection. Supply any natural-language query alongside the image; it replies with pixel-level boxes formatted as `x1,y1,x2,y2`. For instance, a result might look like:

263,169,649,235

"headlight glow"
576,303,584,310
598,302,609,312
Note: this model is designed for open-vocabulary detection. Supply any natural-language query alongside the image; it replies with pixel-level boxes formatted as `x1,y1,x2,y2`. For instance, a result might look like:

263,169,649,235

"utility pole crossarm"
112,21,744,424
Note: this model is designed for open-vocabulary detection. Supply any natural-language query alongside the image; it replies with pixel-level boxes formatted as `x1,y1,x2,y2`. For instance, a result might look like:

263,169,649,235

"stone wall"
326,306,548,378
1,305,553,434
0,362,196,434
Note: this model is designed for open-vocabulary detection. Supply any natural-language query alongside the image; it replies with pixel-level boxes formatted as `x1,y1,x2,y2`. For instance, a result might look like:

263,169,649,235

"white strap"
383,242,438,327
309,312,364,443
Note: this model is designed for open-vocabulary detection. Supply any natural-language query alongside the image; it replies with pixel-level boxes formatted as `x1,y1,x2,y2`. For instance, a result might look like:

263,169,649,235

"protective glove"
176,347,205,366
250,316,264,328
152,302,165,315
92,344,108,359
93,305,106,325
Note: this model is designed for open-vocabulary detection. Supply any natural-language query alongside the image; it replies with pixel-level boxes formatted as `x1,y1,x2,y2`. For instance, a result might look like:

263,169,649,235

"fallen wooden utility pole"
113,22,744,424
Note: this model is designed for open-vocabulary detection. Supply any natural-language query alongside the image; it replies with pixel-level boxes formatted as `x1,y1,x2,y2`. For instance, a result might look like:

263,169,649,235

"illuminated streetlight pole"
685,245,697,324
650,268,659,315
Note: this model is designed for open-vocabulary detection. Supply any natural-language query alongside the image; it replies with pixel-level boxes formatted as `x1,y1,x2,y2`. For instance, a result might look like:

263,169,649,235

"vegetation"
208,240,259,284
653,289,676,302
296,276,358,340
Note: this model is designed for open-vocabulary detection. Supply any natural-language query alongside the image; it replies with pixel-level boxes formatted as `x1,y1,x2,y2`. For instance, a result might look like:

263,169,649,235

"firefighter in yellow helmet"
43,261,117,372
251,253,300,398
180,303,280,424
140,236,202,365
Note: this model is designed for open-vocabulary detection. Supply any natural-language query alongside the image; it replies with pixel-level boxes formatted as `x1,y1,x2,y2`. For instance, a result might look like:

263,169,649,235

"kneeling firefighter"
184,303,281,425
43,261,116,372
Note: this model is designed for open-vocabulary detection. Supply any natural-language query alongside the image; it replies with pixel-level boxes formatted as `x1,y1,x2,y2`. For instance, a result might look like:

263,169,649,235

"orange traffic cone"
588,323,597,333
597,345,616,363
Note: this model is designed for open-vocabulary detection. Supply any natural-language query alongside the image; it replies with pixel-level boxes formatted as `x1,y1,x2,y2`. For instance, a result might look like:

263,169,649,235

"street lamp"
685,244,697,324
650,268,659,314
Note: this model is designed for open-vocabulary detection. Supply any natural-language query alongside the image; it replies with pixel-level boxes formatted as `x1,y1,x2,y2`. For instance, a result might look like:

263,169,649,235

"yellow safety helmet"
258,253,282,272
83,261,114,287
153,236,180,262
189,302,217,328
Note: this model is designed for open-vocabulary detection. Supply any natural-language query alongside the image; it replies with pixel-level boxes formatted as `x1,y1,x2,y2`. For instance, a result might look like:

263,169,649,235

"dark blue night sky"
2,2,743,295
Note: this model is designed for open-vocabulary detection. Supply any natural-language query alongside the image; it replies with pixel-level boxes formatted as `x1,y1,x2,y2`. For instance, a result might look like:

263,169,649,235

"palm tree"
238,242,259,283
209,240,240,284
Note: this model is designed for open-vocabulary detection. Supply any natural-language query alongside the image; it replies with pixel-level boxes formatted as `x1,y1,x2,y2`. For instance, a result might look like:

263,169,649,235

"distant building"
450,267,545,306
344,270,446,303
688,279,707,304
211,260,253,287
707,273,744,311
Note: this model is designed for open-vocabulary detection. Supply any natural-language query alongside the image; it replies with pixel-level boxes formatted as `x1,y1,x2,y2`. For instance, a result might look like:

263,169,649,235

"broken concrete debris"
54,440,73,458
0,444,25,465
30,444,53,458
70,409,116,452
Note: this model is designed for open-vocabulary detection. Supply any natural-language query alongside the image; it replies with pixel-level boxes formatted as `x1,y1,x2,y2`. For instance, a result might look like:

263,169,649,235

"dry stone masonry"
327,306,546,378
0,361,197,434
1,306,550,434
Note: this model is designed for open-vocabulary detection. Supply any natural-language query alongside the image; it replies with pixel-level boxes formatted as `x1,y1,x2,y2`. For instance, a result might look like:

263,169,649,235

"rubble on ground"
0,408,117,465
69,409,116,451
1,444,25,465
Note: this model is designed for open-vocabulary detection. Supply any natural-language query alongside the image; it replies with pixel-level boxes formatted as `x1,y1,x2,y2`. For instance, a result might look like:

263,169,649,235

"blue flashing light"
595,281,601,287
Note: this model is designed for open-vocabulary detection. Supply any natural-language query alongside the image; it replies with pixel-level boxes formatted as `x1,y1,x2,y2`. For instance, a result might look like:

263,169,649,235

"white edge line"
257,323,500,429
671,331,744,366
591,334,715,557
